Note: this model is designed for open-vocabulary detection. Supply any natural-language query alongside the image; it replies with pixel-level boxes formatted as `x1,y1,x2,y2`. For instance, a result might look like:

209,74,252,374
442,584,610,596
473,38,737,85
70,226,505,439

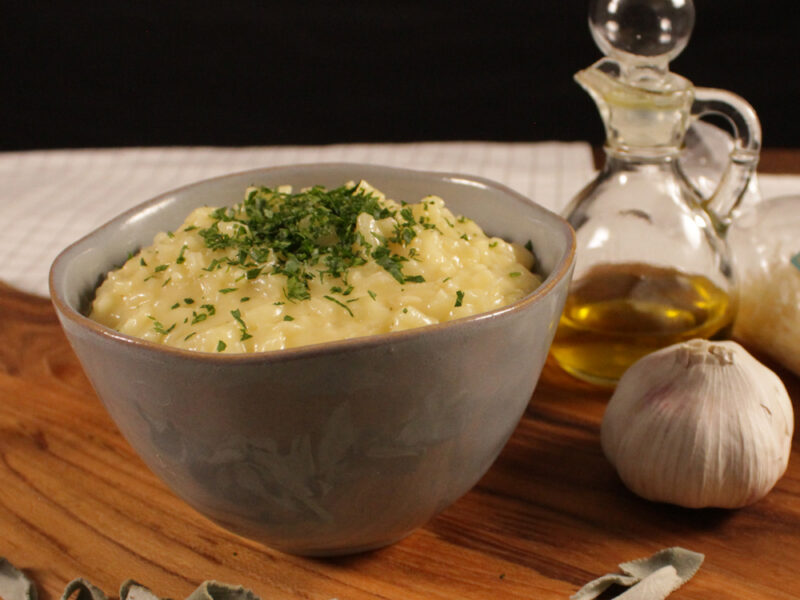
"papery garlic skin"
601,339,794,509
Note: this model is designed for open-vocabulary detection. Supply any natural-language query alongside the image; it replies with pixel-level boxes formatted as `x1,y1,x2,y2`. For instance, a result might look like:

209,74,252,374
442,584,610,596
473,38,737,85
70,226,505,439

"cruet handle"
690,88,761,231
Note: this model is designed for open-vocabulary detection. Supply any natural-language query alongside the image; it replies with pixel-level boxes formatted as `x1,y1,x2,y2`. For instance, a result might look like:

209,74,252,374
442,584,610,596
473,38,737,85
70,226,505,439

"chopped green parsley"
148,315,175,335
230,309,253,341
176,244,188,264
196,183,426,303
324,295,354,317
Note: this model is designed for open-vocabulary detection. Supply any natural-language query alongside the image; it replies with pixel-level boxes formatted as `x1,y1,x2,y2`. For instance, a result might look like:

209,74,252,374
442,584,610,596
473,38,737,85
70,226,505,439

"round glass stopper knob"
589,0,695,67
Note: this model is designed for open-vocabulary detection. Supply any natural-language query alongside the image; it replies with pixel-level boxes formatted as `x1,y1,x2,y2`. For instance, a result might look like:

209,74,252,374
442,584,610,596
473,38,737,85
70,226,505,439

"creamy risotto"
90,181,542,352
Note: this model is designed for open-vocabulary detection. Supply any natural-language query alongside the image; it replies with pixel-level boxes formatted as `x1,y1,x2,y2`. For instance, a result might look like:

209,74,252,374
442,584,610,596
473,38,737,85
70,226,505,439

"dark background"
3,1,798,150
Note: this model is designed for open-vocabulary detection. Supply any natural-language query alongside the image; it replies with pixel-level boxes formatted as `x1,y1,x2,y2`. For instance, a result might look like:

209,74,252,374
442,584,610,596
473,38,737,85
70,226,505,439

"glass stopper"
589,0,695,69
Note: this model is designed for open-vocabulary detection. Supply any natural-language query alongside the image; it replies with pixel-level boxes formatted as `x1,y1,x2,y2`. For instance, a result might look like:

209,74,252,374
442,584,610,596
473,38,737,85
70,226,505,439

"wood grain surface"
2,151,800,600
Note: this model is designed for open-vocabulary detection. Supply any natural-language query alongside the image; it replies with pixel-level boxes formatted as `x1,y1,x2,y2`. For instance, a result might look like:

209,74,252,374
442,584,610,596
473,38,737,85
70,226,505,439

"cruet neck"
577,58,695,156
601,146,683,167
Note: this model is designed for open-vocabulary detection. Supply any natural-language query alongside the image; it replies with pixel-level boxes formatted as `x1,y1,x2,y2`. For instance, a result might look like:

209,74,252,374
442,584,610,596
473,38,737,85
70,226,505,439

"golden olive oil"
550,263,734,386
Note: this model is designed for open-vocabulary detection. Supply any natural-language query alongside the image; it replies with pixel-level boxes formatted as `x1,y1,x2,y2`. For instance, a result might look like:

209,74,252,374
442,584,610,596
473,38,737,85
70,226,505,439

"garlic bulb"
601,339,794,508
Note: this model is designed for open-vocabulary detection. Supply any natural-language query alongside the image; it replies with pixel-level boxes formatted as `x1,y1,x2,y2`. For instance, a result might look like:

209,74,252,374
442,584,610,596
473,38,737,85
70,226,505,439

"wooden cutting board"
1,280,798,600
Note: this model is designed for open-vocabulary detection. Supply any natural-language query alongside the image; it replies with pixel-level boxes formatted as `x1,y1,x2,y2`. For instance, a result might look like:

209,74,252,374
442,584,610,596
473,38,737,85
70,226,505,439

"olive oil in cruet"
550,263,735,385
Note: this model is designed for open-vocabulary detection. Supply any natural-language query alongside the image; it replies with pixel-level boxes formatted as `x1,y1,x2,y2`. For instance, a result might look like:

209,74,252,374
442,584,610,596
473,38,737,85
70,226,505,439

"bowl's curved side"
56,262,571,555
50,162,576,555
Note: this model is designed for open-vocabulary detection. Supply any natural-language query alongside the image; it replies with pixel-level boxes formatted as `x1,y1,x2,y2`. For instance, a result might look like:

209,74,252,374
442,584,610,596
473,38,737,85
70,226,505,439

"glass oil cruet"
550,0,761,386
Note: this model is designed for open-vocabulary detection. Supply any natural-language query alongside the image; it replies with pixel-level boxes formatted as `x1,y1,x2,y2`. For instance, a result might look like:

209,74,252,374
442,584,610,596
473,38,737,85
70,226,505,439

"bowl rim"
50,162,575,364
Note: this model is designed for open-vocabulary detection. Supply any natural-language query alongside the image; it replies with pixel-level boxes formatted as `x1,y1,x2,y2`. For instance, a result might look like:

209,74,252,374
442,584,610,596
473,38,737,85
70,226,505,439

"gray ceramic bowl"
50,163,575,556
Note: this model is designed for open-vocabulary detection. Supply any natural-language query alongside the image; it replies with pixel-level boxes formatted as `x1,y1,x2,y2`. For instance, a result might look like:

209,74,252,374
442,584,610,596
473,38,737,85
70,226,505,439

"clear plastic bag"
729,195,800,376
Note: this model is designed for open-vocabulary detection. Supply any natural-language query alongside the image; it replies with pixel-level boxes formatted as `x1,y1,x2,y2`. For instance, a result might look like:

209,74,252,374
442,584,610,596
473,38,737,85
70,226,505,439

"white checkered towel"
0,141,595,297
